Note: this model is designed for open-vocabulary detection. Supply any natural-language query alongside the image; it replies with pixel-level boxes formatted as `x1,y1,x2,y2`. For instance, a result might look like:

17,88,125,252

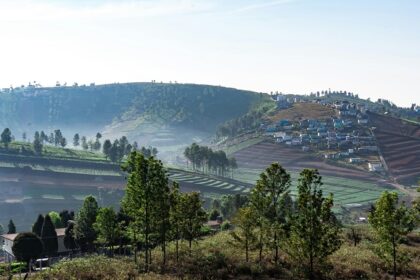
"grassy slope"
268,102,337,122
32,226,420,280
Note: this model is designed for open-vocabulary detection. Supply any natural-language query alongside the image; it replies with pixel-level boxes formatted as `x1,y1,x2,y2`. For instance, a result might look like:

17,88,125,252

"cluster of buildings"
263,100,384,173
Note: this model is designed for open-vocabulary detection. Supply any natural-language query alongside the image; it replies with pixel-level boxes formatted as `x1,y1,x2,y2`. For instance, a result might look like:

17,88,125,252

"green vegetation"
5,160,418,280
0,83,268,138
184,143,237,177
369,191,417,280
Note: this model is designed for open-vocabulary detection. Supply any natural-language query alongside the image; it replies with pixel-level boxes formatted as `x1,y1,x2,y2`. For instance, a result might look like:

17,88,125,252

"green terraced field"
167,169,250,195
228,167,401,207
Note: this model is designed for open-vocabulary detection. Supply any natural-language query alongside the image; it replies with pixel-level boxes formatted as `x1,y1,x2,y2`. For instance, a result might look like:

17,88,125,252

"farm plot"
234,167,398,207
368,112,420,185
167,169,251,194
232,140,385,182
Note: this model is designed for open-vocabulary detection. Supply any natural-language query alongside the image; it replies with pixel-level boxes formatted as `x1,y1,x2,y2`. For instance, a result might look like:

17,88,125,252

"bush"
221,221,231,231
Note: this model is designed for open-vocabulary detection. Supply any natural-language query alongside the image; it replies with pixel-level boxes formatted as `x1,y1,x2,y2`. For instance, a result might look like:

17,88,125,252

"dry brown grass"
268,103,337,122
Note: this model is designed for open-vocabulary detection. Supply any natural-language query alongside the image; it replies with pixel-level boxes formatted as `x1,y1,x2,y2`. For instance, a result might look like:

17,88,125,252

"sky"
0,0,419,107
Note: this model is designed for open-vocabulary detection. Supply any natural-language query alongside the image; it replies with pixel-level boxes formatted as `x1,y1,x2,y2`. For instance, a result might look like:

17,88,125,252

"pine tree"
230,206,257,262
180,192,207,251
121,151,171,270
93,207,119,255
32,214,44,237
369,191,416,280
288,169,342,279
41,214,58,256
74,196,98,252
251,163,291,264
64,221,78,252
8,219,16,234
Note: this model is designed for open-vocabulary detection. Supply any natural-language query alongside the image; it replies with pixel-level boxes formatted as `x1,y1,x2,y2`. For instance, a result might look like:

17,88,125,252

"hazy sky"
0,0,419,106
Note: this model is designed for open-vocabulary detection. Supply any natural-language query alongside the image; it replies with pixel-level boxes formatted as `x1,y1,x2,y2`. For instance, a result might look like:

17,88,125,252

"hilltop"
0,83,270,149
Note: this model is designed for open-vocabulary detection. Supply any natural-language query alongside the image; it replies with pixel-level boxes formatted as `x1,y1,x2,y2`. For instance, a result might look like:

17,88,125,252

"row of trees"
184,143,237,177
102,136,158,162
228,163,418,279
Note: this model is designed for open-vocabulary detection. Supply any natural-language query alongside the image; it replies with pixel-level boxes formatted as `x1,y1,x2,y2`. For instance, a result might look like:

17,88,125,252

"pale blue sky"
0,0,419,106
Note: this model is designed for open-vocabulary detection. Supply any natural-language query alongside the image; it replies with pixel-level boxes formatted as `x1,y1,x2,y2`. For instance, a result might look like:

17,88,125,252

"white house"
368,162,383,172
2,228,69,262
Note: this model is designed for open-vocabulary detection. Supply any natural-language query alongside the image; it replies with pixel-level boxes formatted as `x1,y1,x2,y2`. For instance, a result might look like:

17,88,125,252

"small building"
368,162,383,172
2,228,69,262
349,157,363,163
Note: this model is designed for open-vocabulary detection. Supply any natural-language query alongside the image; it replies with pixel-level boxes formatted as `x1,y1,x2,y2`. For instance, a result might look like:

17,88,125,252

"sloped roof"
1,228,66,241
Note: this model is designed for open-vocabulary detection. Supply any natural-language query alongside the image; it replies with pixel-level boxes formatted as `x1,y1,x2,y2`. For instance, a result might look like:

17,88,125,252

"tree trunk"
245,239,249,262
274,232,278,265
309,252,314,280
176,238,179,262
392,236,397,280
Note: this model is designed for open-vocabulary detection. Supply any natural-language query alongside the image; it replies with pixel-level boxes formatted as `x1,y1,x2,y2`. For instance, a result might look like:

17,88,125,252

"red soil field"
368,112,420,185
232,140,381,182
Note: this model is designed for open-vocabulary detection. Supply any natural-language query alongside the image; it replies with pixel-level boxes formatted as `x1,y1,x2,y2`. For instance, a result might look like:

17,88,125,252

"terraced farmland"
234,168,397,207
368,112,420,185
167,169,252,195
232,140,382,182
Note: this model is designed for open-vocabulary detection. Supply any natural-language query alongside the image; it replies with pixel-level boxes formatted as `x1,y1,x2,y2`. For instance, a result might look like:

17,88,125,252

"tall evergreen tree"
180,192,207,251
74,195,99,252
369,191,416,280
41,214,58,256
288,169,342,279
121,151,170,270
7,219,16,234
93,207,120,255
64,221,78,252
249,162,291,264
230,206,257,262
32,214,44,237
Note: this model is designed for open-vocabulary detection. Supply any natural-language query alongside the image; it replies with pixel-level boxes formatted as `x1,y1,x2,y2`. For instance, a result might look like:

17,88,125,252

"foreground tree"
64,221,78,253
169,182,182,262
49,211,64,228
288,169,342,279
74,196,99,252
94,207,120,255
12,232,43,273
230,206,257,262
121,152,170,270
180,192,207,251
59,210,74,227
41,214,58,257
369,191,416,280
32,214,45,236
251,162,291,264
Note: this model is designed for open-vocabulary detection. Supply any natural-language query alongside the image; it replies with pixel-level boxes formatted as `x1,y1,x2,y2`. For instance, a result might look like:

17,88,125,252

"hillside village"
261,93,418,175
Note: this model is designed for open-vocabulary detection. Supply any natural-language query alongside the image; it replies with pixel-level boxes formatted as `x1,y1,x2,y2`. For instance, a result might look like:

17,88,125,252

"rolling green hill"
0,83,272,142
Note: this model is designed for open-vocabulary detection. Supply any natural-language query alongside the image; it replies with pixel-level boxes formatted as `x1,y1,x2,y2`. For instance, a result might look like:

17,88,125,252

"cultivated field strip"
166,169,252,195
369,112,420,185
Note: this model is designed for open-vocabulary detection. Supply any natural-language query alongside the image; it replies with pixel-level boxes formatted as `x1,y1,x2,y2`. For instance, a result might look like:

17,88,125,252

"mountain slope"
0,83,271,142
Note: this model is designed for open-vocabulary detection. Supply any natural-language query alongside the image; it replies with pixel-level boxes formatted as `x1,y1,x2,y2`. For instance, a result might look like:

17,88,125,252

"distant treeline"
184,143,237,177
1,127,157,162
